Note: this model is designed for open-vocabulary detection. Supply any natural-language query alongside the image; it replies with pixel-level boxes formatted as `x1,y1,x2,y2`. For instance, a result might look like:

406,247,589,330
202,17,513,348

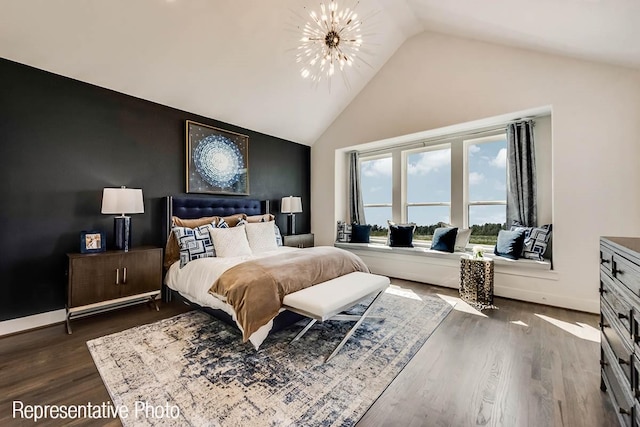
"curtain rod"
354,117,537,156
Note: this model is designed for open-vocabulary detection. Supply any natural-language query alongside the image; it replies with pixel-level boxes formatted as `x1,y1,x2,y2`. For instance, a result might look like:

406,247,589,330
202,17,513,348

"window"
357,130,511,248
405,145,451,241
360,155,392,238
466,135,507,245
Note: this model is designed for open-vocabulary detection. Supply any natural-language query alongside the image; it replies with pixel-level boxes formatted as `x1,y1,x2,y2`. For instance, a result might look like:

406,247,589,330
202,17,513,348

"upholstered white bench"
283,271,390,362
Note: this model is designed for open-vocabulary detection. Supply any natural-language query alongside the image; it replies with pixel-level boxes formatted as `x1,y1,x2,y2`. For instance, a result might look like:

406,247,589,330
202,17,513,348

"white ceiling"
0,0,637,146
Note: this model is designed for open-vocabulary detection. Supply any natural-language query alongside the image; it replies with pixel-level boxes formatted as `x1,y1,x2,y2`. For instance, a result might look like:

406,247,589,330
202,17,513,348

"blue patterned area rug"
87,287,453,427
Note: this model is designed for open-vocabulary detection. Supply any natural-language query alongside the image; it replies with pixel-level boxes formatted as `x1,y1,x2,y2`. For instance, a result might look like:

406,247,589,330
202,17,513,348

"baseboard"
0,309,66,337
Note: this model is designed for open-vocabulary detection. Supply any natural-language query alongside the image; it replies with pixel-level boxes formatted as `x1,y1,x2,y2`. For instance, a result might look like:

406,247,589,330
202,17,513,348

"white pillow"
208,225,252,257
454,228,472,251
245,221,278,253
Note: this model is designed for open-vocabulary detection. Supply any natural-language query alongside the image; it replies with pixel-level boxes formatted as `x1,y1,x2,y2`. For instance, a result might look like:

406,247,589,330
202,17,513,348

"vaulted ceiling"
1,0,637,145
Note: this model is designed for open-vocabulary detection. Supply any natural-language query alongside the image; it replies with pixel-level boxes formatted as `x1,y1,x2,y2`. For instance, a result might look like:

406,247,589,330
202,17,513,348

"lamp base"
287,214,296,235
114,216,132,251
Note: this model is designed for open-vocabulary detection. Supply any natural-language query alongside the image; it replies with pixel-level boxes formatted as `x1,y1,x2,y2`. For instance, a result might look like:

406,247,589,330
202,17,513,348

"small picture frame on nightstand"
80,231,106,253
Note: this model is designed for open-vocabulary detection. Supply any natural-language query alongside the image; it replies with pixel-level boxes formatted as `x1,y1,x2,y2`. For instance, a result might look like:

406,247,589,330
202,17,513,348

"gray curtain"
348,152,366,224
506,120,537,227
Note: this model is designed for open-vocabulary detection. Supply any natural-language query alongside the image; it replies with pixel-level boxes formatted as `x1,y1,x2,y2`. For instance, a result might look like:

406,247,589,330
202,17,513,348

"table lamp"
281,196,302,235
101,186,144,251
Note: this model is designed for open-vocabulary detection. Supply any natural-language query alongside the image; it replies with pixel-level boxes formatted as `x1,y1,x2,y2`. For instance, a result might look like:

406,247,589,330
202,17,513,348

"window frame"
355,130,509,248
402,143,452,240
463,134,508,235
359,153,393,242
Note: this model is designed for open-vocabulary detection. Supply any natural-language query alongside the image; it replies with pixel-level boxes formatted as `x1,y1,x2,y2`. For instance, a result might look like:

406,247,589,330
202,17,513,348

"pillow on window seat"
439,222,472,251
431,227,458,253
389,223,416,248
351,224,372,243
510,221,553,260
494,229,526,260
336,221,352,243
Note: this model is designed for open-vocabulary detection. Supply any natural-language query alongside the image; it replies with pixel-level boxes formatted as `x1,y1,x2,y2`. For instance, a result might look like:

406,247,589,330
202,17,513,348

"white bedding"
165,246,300,349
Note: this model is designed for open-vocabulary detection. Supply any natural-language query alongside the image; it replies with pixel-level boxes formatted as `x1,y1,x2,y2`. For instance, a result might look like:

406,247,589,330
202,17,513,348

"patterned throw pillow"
245,221,278,253
172,224,215,268
510,221,553,261
164,215,219,269
209,225,252,257
215,214,247,227
274,223,283,246
336,221,352,242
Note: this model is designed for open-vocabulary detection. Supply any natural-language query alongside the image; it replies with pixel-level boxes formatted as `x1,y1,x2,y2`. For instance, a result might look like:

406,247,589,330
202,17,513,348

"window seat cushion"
334,242,552,271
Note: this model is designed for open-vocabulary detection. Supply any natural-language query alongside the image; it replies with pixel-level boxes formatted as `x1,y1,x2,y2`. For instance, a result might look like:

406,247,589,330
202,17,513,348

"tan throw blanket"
209,246,370,342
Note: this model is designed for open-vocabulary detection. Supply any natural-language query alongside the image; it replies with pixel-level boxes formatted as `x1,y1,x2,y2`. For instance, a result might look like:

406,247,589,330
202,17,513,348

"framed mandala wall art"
186,120,249,195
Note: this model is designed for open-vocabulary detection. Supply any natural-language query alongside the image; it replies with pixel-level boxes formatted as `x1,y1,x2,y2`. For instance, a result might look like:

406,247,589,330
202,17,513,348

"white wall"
311,31,640,313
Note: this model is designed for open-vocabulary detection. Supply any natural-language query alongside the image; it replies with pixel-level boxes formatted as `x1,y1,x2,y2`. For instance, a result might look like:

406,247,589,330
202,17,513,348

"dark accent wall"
0,58,310,321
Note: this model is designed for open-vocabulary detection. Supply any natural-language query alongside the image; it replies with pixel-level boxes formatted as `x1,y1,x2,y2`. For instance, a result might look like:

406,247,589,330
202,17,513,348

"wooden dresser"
66,246,162,333
600,237,640,427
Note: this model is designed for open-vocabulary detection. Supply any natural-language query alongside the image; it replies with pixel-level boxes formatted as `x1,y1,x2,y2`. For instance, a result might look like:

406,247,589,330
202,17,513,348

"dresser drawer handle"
600,359,609,367
599,287,607,295
618,312,629,320
122,267,127,284
115,268,120,285
619,407,631,416
619,357,630,366
612,261,622,278
599,321,610,329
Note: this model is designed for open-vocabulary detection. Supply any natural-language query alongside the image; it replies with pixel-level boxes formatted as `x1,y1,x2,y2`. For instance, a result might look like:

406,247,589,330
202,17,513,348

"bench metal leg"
325,290,386,363
291,319,317,342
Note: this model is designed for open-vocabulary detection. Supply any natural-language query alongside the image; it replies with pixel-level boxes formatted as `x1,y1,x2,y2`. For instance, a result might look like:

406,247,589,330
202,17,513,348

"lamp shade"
281,196,302,214
101,187,144,216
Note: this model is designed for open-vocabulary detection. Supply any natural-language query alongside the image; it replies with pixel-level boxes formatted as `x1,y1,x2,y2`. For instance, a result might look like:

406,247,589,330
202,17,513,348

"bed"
163,195,369,349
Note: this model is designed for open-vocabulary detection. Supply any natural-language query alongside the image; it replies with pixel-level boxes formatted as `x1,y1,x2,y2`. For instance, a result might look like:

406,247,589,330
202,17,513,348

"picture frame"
186,120,249,195
80,231,106,254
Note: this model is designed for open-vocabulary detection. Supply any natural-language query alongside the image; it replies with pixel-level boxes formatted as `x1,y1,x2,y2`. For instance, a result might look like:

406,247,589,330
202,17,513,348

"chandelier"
296,0,365,87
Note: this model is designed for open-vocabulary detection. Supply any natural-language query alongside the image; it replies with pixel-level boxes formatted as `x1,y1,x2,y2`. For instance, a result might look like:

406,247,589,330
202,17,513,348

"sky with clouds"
361,139,507,228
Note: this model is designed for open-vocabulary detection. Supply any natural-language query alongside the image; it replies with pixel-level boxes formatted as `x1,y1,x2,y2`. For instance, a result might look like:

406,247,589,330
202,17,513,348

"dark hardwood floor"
0,281,617,427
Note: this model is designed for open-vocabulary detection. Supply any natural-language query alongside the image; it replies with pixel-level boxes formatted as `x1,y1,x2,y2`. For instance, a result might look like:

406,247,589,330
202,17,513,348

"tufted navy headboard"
164,195,263,238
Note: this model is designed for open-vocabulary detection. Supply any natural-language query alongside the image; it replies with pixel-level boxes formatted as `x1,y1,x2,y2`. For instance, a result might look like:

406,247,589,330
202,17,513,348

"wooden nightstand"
66,246,162,333
283,233,314,248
